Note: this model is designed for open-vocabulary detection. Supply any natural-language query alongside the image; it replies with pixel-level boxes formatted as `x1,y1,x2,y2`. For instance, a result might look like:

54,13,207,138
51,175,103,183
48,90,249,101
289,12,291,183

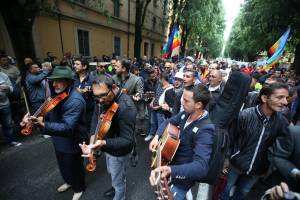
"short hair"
183,68,198,78
75,57,89,68
121,59,131,72
159,72,169,82
259,82,288,103
28,62,40,70
92,75,115,90
186,84,211,109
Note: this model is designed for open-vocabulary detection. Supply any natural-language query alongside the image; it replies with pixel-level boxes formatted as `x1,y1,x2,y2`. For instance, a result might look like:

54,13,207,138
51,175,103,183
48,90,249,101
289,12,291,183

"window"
151,43,155,57
77,29,90,56
113,0,120,17
114,36,121,56
144,42,149,57
152,17,157,31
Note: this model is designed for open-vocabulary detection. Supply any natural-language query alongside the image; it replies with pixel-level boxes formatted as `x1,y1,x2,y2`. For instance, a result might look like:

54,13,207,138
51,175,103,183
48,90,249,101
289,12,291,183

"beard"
55,85,68,94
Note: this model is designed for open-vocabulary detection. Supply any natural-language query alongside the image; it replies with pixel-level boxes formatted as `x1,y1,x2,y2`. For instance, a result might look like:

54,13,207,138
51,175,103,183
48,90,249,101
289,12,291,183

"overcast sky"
223,0,244,41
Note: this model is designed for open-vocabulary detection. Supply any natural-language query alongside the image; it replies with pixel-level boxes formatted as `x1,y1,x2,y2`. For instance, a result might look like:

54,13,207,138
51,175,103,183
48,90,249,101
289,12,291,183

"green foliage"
170,0,225,58
225,0,300,61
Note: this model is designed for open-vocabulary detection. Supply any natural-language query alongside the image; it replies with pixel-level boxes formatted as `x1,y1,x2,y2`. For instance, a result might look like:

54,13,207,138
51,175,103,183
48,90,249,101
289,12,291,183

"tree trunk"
134,0,151,60
180,24,190,57
134,1,143,59
169,0,179,36
0,1,39,74
294,41,300,75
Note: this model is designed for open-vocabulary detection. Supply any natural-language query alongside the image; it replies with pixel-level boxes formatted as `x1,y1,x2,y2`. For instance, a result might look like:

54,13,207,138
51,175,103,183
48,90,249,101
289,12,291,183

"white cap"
175,72,184,80
185,56,195,63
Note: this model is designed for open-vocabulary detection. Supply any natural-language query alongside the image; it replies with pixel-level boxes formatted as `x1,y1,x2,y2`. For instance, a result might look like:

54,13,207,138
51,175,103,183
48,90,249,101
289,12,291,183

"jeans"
0,106,15,143
149,111,166,135
220,166,259,200
106,153,129,200
170,184,189,200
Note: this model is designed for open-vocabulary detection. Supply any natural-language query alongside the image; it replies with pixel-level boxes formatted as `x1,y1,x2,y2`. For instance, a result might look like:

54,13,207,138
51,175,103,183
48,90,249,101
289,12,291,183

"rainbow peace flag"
259,27,291,71
162,26,181,58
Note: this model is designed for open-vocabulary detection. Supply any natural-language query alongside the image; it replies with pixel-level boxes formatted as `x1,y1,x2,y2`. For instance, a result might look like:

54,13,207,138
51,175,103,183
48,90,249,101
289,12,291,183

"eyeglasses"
93,90,110,100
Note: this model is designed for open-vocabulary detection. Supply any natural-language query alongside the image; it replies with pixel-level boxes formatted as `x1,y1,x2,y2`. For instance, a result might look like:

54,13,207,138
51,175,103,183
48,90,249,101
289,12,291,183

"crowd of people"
0,49,300,200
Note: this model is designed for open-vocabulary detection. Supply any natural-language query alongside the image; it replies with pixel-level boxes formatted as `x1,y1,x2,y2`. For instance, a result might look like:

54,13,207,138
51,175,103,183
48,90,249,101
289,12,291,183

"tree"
134,0,152,59
0,0,41,67
167,0,225,58
225,0,300,74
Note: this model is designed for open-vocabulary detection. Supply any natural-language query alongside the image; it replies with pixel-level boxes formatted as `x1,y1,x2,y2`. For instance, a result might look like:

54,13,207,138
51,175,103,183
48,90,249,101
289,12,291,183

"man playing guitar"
149,84,216,200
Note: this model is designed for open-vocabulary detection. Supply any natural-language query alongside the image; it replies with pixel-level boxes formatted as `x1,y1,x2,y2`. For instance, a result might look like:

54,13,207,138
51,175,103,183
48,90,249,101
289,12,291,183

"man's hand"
149,166,171,186
132,93,141,101
149,135,159,152
20,113,31,127
79,140,106,157
270,182,289,200
0,84,10,92
29,116,45,128
222,158,230,174
161,103,170,111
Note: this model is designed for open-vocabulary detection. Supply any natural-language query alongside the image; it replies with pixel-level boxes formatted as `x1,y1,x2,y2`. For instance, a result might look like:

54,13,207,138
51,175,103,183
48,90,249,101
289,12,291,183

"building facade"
0,0,169,60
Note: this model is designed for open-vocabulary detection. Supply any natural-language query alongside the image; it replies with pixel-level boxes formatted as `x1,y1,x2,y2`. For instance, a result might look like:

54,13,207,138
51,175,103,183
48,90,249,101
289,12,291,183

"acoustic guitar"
151,123,180,200
151,123,180,168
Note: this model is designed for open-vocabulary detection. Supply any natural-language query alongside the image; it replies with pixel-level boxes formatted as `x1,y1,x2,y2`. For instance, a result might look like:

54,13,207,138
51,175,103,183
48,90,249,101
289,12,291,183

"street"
0,134,157,200
0,133,267,200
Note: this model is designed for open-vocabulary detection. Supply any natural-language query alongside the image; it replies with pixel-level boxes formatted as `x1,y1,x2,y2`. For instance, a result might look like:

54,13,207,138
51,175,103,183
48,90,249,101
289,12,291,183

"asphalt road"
0,133,158,200
0,133,267,200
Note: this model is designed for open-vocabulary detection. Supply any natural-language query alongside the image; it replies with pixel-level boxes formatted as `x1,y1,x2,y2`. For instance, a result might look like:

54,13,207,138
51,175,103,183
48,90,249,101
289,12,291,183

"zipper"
246,120,267,175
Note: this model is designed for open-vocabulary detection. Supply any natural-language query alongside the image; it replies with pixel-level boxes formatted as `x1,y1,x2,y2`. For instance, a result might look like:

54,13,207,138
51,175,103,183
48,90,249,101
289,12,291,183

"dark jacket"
90,92,137,157
43,87,88,153
25,70,49,104
208,82,225,112
73,73,94,111
268,126,300,192
172,90,183,116
230,106,289,176
162,87,176,118
156,111,215,190
244,91,260,109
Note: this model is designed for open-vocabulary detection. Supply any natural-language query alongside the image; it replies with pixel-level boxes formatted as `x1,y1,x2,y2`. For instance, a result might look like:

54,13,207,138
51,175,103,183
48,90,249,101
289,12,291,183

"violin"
20,92,68,135
86,102,119,172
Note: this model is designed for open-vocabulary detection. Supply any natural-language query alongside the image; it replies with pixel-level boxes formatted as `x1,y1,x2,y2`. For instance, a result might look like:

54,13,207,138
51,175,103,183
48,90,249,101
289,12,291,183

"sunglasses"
93,90,110,100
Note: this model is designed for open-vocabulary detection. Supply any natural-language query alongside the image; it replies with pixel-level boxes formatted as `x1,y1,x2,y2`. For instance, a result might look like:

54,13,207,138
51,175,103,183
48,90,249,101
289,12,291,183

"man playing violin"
149,84,216,200
21,66,87,200
79,75,137,200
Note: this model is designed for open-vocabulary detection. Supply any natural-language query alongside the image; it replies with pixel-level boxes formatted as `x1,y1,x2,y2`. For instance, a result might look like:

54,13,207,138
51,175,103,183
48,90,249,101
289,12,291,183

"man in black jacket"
221,82,290,200
79,76,137,200
269,125,300,193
